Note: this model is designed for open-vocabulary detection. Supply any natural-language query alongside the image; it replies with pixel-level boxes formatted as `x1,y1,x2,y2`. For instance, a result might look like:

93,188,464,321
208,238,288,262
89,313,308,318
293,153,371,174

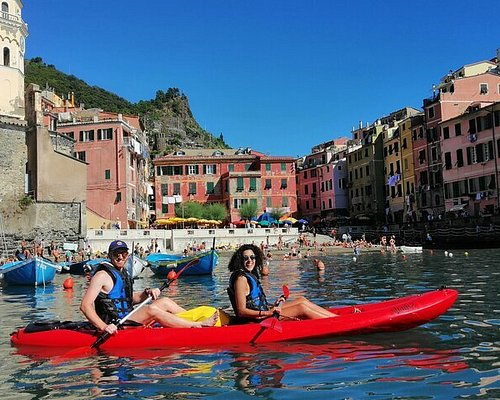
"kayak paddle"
260,285,290,333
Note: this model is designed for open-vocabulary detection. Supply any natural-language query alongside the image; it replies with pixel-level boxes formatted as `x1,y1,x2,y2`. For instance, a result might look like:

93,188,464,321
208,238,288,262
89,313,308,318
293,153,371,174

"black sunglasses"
243,255,256,261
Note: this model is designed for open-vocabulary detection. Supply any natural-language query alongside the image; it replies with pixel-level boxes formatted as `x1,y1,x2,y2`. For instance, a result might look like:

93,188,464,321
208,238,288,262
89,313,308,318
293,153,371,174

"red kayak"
11,288,457,349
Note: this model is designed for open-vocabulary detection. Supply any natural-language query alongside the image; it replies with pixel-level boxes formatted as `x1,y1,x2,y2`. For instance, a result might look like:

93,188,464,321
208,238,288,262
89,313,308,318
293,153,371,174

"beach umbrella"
298,219,309,224
155,219,170,226
258,220,270,227
286,217,298,224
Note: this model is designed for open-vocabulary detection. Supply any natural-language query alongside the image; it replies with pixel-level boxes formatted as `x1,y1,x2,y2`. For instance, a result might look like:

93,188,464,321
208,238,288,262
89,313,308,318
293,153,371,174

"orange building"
153,148,297,222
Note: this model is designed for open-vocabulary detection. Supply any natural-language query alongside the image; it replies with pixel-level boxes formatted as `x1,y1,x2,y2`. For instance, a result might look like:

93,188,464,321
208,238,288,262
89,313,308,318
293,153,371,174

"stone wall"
1,201,85,258
0,118,27,203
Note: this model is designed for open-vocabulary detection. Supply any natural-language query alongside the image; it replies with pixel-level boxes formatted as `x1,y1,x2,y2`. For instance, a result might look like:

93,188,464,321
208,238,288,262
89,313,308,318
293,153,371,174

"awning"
449,203,468,212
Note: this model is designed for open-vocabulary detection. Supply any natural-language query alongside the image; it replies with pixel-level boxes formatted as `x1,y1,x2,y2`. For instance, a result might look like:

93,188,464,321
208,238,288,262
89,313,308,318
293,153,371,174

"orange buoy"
63,277,74,290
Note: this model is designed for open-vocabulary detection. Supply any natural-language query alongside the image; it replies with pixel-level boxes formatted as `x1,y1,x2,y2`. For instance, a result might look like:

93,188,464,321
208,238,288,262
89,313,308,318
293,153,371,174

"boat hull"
11,288,457,349
0,257,59,286
147,250,218,276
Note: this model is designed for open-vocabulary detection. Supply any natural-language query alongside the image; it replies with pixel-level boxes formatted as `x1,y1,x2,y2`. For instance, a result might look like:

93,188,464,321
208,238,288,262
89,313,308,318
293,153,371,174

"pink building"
56,108,149,228
296,138,348,222
421,56,500,220
441,102,500,217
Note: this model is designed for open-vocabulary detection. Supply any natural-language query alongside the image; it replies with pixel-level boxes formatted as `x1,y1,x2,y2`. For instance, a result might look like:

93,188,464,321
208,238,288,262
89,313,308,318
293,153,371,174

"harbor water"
0,249,499,399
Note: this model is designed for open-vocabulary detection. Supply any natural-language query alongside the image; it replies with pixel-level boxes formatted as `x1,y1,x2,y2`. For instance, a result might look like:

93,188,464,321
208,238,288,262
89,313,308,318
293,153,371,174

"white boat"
399,245,423,253
128,254,148,278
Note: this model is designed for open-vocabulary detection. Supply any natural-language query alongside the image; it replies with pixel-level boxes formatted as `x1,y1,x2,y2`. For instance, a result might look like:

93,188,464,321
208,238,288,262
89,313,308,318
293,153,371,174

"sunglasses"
112,250,129,259
243,255,256,261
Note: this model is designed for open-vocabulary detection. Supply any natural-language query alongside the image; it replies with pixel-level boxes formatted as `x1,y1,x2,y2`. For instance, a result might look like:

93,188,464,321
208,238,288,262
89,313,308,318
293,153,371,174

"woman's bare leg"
280,297,336,319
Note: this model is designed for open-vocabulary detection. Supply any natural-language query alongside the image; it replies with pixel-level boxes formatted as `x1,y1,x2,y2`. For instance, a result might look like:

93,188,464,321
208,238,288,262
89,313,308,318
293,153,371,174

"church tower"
0,0,28,119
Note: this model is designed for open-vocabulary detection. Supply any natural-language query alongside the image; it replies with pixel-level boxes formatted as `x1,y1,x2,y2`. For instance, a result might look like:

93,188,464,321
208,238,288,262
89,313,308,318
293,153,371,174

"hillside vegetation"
25,57,229,153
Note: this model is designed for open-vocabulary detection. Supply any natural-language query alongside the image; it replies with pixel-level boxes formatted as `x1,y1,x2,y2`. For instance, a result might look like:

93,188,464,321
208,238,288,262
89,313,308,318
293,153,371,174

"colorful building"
295,139,348,222
153,148,297,222
421,55,500,220
441,101,500,217
56,108,150,228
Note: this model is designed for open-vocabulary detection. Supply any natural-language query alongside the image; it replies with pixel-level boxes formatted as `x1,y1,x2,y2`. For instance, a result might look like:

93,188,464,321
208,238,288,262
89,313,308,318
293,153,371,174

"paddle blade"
282,285,290,299
260,317,283,333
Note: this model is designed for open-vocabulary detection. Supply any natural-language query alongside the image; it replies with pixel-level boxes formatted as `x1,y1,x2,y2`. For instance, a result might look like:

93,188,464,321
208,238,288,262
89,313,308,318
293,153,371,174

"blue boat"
0,257,61,286
146,250,218,277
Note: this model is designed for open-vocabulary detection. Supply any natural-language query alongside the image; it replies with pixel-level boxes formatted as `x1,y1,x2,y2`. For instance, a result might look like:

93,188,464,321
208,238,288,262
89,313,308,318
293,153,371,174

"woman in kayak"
227,244,336,321
81,240,218,336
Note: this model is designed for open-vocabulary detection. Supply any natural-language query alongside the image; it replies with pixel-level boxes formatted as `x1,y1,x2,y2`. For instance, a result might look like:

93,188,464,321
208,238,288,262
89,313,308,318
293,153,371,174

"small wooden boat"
0,257,61,286
399,245,423,253
146,250,218,276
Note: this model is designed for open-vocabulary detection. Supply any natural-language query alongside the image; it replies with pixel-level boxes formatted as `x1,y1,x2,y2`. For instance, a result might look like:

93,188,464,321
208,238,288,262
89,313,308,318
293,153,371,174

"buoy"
63,277,74,290
353,256,357,262
449,252,453,258
464,252,469,256
167,270,176,280
444,251,449,257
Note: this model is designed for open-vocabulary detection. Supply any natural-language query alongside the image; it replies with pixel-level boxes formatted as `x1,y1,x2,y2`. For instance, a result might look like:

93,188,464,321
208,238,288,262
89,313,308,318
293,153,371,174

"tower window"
3,47,10,67
1,2,8,13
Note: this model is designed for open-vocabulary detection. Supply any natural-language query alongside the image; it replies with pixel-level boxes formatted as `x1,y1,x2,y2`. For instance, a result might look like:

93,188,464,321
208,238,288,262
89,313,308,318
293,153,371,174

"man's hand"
104,323,118,335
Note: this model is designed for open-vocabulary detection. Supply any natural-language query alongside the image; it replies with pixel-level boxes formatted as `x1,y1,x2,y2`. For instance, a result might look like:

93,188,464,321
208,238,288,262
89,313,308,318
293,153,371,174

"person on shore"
227,244,336,322
80,240,218,335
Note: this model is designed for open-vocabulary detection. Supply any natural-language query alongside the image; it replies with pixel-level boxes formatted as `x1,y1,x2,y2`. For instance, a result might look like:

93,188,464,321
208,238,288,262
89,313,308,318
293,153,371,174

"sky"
23,1,500,157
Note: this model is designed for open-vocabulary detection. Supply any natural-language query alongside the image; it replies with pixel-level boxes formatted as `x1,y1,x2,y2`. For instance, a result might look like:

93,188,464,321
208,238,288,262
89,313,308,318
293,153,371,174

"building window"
204,164,216,174
455,123,461,136
228,164,234,172
443,126,449,140
186,165,199,175
173,183,180,195
428,106,435,119
266,197,272,207
162,203,168,213
456,149,464,168
418,150,426,164
76,151,86,161
304,184,309,195
249,177,256,191
280,179,287,189
115,192,122,203
444,152,452,170
79,130,95,142
236,177,244,191
265,179,272,189
480,83,488,94
206,182,215,194
281,162,286,172
303,171,307,179
105,169,111,180
3,47,9,67
188,182,197,195
98,128,113,140
266,163,271,171
1,2,9,12
282,196,289,207
161,183,168,196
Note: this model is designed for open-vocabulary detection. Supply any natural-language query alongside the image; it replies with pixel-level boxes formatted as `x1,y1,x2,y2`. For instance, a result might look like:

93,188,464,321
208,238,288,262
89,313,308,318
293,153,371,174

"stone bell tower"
0,0,28,119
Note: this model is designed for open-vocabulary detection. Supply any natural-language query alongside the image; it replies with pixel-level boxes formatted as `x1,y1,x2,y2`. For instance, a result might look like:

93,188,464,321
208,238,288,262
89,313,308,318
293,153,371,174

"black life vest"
228,270,269,317
94,262,134,324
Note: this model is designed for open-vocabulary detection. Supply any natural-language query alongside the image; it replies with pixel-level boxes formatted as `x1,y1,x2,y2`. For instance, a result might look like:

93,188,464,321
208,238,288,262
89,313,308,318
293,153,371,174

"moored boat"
10,288,457,349
399,245,423,253
0,257,61,286
146,250,218,276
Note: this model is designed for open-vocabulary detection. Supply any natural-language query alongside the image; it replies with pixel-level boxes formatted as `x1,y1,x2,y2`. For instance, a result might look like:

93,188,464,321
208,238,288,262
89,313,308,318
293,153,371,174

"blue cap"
108,240,129,254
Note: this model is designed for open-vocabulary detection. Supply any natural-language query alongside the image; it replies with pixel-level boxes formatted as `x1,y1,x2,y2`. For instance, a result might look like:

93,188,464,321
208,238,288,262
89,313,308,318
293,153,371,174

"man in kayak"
81,240,218,335
227,244,336,321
